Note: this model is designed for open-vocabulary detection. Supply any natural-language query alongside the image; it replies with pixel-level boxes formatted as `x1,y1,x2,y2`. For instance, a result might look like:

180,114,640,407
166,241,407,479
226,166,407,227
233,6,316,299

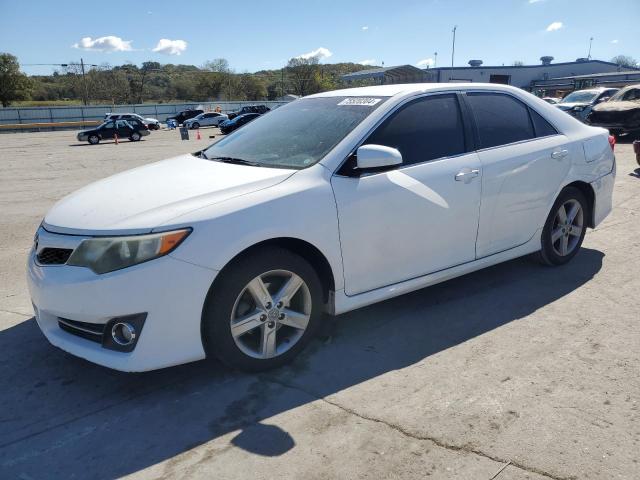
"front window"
560,91,599,104
202,96,388,169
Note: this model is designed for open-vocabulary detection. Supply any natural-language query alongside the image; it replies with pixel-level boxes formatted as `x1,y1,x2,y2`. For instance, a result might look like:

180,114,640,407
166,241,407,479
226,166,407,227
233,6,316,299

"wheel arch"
207,236,337,305
563,180,596,228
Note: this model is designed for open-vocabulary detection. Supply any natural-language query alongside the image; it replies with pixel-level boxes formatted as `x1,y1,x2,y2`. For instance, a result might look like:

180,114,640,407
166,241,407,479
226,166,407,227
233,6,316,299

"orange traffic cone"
196,129,201,140
114,133,119,145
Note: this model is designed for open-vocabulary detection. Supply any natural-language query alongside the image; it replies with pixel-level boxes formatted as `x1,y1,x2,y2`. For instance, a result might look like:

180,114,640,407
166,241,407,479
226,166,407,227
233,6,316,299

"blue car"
219,113,261,134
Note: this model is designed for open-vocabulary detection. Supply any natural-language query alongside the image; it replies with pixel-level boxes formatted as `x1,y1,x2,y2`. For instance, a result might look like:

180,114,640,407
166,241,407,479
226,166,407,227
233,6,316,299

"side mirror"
356,144,402,170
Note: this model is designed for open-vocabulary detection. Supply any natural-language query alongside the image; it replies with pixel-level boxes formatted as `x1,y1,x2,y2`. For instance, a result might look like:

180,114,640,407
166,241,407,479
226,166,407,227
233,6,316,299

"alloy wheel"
551,199,583,257
230,269,312,359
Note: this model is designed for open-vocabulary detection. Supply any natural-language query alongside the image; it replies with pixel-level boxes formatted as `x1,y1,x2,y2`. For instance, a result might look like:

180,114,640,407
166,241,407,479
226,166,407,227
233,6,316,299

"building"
341,65,429,85
531,70,640,96
424,57,637,91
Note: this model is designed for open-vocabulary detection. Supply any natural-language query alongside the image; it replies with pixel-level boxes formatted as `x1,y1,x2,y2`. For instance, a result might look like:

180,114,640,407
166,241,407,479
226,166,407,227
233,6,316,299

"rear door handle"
551,149,569,159
455,168,480,182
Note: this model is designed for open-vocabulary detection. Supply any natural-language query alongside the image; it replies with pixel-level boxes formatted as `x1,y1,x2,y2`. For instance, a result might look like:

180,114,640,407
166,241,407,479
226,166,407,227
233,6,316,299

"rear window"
466,93,535,149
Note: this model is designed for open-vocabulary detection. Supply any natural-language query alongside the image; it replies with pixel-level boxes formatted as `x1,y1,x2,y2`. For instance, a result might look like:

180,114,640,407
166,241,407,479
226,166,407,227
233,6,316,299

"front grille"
37,248,73,265
58,318,105,343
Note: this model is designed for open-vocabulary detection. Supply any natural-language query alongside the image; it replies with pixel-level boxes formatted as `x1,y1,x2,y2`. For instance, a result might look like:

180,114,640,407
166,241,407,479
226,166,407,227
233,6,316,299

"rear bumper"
591,167,615,228
27,234,217,372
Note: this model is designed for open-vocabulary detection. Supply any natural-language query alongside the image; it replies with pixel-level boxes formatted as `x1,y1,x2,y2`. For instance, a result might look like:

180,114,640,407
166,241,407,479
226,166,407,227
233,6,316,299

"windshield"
609,87,640,102
561,91,599,104
202,96,388,169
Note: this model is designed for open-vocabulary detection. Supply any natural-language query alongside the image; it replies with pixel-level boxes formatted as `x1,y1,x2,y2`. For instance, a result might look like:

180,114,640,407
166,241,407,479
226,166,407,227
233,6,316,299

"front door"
331,93,482,296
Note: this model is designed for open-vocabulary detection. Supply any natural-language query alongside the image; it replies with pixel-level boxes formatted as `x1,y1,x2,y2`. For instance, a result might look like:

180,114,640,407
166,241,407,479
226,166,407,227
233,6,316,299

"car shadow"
69,140,148,147
0,248,604,478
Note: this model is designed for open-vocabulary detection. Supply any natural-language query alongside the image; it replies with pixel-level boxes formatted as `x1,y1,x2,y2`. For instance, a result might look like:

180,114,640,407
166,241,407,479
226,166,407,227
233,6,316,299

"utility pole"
434,51,438,68
587,37,594,59
451,26,457,67
80,57,89,106
281,67,284,98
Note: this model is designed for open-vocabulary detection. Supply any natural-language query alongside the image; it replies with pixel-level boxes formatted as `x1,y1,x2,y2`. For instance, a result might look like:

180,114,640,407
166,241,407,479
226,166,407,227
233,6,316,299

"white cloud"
152,39,187,55
358,59,376,66
416,58,435,68
546,21,563,32
528,0,544,3
361,26,369,31
295,47,333,61
611,39,619,44
72,36,132,52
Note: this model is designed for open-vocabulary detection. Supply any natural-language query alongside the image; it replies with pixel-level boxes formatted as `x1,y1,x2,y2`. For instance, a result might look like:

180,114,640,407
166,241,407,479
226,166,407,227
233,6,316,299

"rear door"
331,93,482,295
464,91,571,257
115,120,133,138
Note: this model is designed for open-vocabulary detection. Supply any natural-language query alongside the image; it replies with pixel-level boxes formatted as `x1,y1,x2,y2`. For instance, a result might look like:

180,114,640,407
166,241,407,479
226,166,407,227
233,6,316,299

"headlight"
67,229,191,274
573,106,586,112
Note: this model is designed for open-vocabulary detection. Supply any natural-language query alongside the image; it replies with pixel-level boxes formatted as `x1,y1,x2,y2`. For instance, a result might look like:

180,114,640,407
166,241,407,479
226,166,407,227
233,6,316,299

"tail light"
608,135,616,151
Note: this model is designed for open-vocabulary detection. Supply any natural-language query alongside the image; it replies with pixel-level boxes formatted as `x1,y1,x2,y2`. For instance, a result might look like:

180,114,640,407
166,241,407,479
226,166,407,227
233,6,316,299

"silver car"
184,112,229,129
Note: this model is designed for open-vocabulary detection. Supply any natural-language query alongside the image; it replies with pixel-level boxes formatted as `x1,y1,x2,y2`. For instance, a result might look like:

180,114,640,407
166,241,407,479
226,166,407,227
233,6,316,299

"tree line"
0,52,374,107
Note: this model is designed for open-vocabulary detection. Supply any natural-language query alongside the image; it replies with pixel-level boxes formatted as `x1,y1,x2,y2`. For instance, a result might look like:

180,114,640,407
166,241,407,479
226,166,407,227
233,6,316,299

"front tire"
202,247,323,371
537,187,588,266
191,122,200,129
88,135,99,145
130,132,141,141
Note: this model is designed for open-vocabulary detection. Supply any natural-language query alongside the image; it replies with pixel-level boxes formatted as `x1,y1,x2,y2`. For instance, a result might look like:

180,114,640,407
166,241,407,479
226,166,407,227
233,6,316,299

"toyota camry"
28,83,615,372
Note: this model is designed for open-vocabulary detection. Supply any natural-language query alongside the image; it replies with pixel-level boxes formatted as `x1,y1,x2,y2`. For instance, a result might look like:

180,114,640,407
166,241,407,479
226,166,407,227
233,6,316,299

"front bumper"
27,228,217,372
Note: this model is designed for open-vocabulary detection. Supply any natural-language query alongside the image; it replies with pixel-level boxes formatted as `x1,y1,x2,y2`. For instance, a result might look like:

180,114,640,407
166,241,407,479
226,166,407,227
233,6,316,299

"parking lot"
1,129,639,479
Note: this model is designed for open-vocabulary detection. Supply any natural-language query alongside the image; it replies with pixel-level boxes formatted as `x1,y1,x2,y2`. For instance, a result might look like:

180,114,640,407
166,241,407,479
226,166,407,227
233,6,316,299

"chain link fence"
0,101,290,132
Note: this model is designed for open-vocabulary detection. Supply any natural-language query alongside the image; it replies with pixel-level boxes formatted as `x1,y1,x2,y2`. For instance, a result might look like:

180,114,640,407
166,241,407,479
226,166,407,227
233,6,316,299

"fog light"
102,313,146,352
111,322,136,346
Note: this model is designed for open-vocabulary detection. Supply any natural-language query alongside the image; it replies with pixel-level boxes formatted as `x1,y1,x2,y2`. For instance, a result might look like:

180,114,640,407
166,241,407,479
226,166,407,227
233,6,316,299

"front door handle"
551,149,569,160
455,168,480,182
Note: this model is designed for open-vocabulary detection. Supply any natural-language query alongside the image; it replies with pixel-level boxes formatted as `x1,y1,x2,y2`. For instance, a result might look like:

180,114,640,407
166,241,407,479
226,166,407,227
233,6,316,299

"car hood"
44,154,296,234
592,101,640,112
556,102,589,110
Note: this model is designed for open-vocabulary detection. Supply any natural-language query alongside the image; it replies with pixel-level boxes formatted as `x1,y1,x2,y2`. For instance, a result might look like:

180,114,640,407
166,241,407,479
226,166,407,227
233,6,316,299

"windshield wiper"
209,156,262,167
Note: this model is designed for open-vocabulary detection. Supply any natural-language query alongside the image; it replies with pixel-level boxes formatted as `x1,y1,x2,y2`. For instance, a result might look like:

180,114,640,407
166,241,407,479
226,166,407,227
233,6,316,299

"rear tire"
537,187,588,266
202,247,323,372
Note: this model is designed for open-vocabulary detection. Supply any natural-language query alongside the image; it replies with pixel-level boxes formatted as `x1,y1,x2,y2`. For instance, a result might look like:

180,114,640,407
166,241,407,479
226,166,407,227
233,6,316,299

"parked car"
219,112,261,134
166,109,204,126
184,112,229,129
555,88,618,122
227,105,270,120
587,84,640,136
105,112,161,130
30,83,615,372
542,97,561,104
77,119,150,144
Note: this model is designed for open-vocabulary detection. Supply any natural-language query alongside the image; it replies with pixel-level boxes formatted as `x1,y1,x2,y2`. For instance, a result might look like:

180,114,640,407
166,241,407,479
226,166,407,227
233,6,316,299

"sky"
1,0,638,76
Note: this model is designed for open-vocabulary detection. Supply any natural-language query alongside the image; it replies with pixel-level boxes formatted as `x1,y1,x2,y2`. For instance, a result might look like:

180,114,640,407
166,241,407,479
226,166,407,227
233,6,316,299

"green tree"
610,55,638,68
286,56,321,96
0,53,32,107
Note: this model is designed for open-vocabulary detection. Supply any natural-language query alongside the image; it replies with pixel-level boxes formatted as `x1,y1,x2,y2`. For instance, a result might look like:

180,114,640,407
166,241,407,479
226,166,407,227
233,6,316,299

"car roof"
306,82,541,99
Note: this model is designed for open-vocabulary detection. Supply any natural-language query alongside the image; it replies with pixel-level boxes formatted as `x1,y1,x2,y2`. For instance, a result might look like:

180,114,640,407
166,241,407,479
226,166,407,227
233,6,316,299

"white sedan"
184,112,229,129
28,83,615,372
